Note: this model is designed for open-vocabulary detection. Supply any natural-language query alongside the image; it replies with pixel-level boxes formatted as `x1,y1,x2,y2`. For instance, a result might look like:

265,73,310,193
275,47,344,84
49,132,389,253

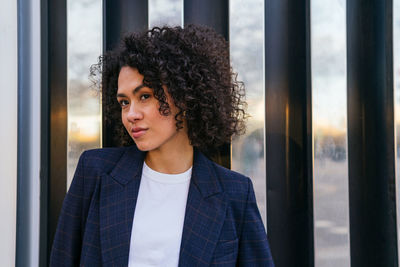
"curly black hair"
91,24,247,151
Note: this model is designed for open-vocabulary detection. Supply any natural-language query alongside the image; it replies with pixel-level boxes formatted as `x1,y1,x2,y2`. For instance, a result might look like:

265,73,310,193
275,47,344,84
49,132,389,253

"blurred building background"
1,0,400,266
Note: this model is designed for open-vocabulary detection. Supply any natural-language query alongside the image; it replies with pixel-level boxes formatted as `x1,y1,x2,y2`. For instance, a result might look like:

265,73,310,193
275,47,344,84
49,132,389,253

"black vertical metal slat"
39,0,67,265
347,1,398,266
265,0,314,266
103,0,148,148
39,0,49,264
183,0,230,168
183,0,229,39
104,0,148,51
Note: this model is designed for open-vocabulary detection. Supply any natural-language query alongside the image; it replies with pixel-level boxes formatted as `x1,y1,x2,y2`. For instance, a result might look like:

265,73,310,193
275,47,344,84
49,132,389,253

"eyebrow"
116,84,145,97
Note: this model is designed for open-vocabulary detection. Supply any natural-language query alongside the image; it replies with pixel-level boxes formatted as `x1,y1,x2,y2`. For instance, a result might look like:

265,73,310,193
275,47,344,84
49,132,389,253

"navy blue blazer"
50,145,274,266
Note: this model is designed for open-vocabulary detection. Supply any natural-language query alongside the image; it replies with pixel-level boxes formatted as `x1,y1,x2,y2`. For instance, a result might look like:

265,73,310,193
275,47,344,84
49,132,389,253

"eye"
140,94,151,101
118,99,129,107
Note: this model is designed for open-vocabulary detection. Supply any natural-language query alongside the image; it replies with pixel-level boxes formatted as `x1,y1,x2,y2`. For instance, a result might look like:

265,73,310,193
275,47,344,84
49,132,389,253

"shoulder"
83,146,127,159
208,160,259,235
209,160,252,199
79,146,128,173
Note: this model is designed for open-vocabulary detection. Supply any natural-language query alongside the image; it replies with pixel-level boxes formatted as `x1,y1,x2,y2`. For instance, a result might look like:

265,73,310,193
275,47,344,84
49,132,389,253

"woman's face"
117,66,189,152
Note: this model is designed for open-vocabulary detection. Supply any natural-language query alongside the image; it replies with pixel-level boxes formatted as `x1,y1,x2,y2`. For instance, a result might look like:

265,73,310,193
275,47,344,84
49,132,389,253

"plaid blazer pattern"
50,145,274,267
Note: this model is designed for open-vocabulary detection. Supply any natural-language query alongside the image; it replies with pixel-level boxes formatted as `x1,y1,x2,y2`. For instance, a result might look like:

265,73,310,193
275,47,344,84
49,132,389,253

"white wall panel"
0,1,18,266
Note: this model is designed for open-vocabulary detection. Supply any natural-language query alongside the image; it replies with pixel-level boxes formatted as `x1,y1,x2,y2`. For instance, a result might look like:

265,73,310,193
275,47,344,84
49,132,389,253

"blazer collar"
109,145,223,198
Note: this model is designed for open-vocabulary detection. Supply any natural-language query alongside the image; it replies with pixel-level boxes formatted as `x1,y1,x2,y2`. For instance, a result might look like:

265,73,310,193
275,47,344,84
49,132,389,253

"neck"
145,140,194,174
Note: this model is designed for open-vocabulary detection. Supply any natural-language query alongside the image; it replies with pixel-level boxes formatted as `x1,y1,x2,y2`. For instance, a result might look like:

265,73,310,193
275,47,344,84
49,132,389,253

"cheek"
121,112,129,128
149,115,177,135
160,114,177,129
149,107,173,123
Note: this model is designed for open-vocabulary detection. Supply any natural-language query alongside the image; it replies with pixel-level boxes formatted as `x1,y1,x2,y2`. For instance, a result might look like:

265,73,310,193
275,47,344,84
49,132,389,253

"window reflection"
67,0,102,189
311,0,350,266
230,0,266,225
149,0,183,28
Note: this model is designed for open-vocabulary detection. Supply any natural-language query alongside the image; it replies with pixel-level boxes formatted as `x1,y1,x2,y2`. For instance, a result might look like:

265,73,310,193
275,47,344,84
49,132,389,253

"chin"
134,144,150,152
134,141,154,152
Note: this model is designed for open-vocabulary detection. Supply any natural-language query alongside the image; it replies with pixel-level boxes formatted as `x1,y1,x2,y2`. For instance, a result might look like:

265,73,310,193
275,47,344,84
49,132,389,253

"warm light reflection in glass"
148,0,183,28
230,0,266,225
394,0,400,262
67,0,102,189
311,0,350,266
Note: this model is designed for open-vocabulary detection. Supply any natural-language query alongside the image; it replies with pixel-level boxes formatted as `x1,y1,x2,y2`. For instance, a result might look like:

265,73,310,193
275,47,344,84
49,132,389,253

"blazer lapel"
98,146,227,266
179,149,228,266
99,146,145,266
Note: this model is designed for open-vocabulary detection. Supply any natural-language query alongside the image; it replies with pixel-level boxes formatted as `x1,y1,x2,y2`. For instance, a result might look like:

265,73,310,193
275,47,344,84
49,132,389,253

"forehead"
117,66,144,93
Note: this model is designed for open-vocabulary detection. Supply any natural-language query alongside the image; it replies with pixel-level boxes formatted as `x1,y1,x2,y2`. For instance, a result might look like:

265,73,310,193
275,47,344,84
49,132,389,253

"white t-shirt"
128,161,192,267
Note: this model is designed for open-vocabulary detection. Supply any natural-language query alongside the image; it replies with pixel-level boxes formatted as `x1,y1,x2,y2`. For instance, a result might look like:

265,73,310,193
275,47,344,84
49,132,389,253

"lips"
131,127,148,139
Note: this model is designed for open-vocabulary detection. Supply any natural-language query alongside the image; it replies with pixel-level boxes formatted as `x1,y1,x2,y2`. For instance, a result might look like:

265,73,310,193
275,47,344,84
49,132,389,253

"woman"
50,25,274,267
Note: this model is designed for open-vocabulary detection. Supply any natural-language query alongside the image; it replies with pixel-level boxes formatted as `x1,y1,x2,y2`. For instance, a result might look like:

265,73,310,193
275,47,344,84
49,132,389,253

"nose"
126,103,143,122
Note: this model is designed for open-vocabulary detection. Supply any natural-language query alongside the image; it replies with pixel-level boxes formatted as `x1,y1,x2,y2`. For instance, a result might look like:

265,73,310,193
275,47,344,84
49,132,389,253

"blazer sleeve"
237,177,275,267
50,151,86,266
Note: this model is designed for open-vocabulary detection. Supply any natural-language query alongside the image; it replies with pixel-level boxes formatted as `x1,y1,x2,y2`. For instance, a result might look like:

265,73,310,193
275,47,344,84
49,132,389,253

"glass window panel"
394,0,400,262
230,0,266,225
148,0,183,28
67,0,102,189
311,0,350,266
